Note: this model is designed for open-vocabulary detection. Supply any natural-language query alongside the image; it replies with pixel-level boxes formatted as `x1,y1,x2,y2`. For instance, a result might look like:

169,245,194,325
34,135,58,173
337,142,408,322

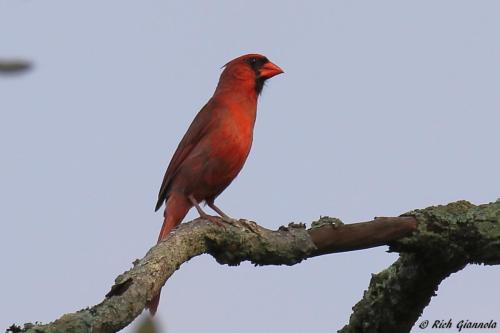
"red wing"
155,99,217,211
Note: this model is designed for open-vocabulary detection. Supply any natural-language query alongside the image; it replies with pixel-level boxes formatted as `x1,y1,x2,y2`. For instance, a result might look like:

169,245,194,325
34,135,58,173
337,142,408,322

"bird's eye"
247,57,263,72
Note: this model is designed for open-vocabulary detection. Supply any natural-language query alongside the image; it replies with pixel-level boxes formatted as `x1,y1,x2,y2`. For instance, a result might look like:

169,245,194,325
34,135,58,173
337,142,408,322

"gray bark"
7,199,500,333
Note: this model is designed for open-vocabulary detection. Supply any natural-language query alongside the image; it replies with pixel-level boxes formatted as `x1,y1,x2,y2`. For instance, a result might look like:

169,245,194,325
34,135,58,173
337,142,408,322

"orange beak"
259,61,284,79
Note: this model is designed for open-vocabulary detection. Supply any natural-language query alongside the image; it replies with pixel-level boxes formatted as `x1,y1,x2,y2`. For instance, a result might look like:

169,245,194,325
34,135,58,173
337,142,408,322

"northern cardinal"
147,54,283,314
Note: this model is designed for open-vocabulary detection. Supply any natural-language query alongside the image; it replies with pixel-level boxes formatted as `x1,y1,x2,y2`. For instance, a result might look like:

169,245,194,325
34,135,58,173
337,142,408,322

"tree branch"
9,200,500,333
339,200,500,333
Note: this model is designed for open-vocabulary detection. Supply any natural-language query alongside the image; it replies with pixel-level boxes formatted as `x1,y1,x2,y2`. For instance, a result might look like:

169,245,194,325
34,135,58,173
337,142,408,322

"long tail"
145,214,177,315
146,194,191,315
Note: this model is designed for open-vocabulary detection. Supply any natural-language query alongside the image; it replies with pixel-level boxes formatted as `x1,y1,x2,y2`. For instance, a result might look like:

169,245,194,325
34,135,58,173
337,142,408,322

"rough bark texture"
8,199,500,333
339,200,500,333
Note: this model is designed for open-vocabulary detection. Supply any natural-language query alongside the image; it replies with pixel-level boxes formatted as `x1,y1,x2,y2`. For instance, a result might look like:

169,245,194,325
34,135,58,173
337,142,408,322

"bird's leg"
207,201,261,235
207,202,236,223
188,195,224,227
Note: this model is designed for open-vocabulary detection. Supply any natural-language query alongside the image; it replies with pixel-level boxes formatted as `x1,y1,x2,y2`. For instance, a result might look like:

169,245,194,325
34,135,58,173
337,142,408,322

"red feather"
147,54,283,314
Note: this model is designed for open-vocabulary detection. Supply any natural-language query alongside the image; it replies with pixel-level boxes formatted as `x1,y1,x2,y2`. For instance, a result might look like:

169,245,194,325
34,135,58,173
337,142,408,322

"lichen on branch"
10,200,500,333
340,200,500,333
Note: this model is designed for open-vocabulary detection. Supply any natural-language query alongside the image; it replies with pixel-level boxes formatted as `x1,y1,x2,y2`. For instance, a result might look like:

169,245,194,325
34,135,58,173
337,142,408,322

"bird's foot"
220,216,238,224
237,219,261,235
189,195,226,228
212,215,261,235
200,213,226,228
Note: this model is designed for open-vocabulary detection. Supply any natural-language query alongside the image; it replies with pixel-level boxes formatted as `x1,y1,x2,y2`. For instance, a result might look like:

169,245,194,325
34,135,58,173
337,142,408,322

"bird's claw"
201,214,227,229
204,212,260,235
237,219,261,235
220,216,238,224
215,216,261,235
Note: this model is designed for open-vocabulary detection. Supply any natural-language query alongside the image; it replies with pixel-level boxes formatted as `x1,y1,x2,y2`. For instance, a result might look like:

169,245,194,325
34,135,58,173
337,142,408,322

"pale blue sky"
1,1,499,332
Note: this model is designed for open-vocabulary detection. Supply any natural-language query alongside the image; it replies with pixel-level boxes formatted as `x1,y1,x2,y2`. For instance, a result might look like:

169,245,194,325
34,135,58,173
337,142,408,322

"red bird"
147,54,283,314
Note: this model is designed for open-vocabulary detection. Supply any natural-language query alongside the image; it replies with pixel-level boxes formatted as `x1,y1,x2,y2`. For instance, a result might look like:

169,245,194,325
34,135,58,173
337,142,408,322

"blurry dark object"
0,59,32,74
135,317,160,333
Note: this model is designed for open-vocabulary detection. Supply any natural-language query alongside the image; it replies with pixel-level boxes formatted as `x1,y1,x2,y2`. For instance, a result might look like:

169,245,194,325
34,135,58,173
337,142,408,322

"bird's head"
219,54,284,95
